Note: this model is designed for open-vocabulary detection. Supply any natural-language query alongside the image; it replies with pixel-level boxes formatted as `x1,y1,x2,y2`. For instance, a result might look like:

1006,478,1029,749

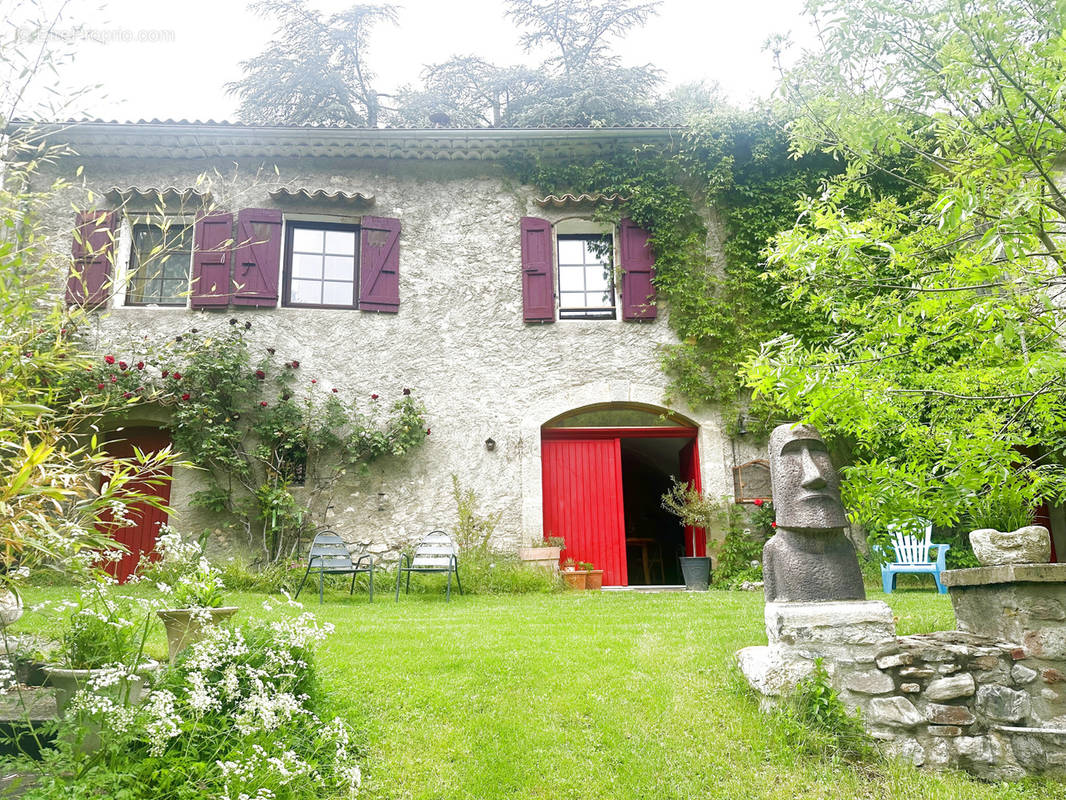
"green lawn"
9,582,1062,799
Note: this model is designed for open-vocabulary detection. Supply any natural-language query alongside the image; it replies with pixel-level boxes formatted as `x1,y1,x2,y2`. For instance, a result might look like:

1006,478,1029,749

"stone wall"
738,568,1066,781
34,151,734,559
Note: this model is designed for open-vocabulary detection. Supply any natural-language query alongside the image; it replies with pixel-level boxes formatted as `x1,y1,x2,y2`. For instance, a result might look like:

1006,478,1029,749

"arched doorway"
99,426,173,583
540,404,704,587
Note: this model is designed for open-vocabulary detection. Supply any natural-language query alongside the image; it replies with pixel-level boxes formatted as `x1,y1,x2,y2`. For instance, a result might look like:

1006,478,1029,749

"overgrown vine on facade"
64,321,429,564
511,108,840,422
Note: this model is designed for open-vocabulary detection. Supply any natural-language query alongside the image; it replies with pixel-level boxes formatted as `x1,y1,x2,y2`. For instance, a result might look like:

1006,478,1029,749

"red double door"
541,429,703,587
99,427,173,583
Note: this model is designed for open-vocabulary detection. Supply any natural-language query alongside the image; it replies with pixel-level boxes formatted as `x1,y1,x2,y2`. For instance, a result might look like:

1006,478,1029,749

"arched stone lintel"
518,380,731,544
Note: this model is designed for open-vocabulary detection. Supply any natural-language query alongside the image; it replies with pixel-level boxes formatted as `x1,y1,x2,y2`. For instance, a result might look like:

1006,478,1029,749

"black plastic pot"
679,556,711,591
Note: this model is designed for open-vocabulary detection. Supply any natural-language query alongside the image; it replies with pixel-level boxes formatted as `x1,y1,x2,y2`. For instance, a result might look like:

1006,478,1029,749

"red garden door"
542,425,702,587
542,437,628,586
100,427,173,583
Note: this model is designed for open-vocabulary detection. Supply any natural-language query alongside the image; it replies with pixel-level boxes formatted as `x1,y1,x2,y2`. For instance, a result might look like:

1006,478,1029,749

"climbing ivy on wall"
512,109,839,416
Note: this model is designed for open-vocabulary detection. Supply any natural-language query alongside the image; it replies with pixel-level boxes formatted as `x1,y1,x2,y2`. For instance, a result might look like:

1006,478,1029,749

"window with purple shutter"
520,216,555,323
191,213,233,307
619,218,657,321
233,208,282,307
359,216,400,313
67,210,116,307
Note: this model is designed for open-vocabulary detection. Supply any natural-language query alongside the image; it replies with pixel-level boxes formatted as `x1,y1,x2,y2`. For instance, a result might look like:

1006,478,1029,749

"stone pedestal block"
765,600,896,647
943,565,1066,651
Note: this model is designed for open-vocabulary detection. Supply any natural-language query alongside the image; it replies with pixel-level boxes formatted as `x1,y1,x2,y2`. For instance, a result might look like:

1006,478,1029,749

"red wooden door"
542,437,627,586
100,427,173,583
679,438,706,557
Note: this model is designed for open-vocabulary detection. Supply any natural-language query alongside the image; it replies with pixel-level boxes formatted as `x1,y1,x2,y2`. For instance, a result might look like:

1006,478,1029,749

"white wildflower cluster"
0,658,16,696
131,613,362,798
155,525,204,567
107,499,135,528
68,689,138,734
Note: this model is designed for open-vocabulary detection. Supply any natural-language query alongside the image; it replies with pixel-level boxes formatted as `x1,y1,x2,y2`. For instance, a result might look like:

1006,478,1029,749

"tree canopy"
743,0,1066,529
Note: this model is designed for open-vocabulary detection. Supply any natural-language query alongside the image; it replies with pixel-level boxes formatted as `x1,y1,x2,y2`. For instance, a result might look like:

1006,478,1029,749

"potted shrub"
145,529,238,663
561,558,586,590
661,479,715,591
965,487,1051,566
517,536,566,570
580,561,603,591
43,589,158,716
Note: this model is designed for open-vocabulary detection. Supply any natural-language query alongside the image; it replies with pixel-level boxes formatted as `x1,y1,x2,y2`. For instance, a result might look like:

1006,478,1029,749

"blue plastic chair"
876,520,950,594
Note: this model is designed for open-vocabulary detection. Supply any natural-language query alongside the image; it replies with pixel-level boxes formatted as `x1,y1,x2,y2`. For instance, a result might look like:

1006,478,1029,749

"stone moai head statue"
768,423,848,531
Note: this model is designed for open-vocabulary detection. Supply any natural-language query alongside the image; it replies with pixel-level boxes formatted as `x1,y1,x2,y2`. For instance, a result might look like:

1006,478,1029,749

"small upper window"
127,223,193,306
284,222,360,309
557,234,615,320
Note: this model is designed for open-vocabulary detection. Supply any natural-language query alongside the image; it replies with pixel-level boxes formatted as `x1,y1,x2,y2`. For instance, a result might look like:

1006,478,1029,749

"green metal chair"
294,531,374,603
394,530,462,601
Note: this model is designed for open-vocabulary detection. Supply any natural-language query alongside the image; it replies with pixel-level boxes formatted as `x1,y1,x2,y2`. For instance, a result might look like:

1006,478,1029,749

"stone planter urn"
44,661,159,716
517,546,562,571
969,526,1051,566
0,589,23,627
157,607,239,664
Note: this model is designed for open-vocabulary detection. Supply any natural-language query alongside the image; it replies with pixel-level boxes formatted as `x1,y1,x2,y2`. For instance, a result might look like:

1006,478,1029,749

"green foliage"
65,322,429,565
58,589,150,670
414,552,560,595
779,660,875,762
743,0,1066,529
449,474,503,557
964,486,1036,532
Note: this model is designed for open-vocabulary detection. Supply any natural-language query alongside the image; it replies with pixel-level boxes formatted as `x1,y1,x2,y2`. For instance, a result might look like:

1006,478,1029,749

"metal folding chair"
294,530,374,603
394,530,462,601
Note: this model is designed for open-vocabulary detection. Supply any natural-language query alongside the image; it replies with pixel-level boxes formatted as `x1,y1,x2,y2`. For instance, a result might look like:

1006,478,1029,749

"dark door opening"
620,437,685,585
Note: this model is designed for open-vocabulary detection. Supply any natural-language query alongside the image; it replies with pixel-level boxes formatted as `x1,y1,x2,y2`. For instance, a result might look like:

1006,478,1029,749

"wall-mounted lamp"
737,414,749,436
485,437,497,451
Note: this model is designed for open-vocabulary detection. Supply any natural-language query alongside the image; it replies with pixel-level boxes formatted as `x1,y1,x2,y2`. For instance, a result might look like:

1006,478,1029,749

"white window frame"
553,218,620,323
112,214,195,310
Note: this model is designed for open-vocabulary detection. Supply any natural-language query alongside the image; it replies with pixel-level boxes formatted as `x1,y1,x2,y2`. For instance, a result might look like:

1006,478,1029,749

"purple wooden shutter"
521,216,554,323
619,218,657,321
359,216,400,312
67,210,116,306
190,212,233,307
233,208,282,307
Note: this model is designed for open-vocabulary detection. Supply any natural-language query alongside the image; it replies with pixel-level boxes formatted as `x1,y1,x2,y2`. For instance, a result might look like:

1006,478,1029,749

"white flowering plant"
15,612,361,800
58,586,153,671
140,527,227,609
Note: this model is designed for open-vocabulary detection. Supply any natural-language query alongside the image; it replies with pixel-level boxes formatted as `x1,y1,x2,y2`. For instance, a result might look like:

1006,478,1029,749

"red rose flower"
371,393,379,400
161,370,169,378
172,372,182,380
135,361,144,370
122,392,131,399
181,393,190,401
119,361,128,370
403,388,411,396
291,360,300,368
96,383,105,390
771,521,777,529
255,370,266,380
311,379,317,384
753,498,764,507
104,355,115,365
331,388,338,393
110,375,118,383
425,428,431,435
260,401,268,407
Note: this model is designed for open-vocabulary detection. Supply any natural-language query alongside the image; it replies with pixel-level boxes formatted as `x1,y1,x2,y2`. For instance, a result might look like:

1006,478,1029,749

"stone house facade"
28,121,761,585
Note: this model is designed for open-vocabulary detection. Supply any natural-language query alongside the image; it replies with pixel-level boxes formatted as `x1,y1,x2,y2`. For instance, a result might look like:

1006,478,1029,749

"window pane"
292,227,324,253
129,223,191,305
585,238,610,264
292,253,322,279
559,292,585,309
290,279,321,305
586,265,609,291
324,230,356,255
323,255,354,281
586,291,611,308
557,238,584,265
322,281,355,306
558,265,585,292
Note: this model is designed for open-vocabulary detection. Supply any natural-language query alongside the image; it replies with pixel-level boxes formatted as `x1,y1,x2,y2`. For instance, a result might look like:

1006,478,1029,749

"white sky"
36,0,817,122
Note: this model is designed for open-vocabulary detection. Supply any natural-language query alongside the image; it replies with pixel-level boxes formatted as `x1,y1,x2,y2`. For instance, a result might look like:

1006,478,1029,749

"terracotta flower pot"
517,546,562,571
562,570,587,590
157,606,239,664
585,570,603,591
